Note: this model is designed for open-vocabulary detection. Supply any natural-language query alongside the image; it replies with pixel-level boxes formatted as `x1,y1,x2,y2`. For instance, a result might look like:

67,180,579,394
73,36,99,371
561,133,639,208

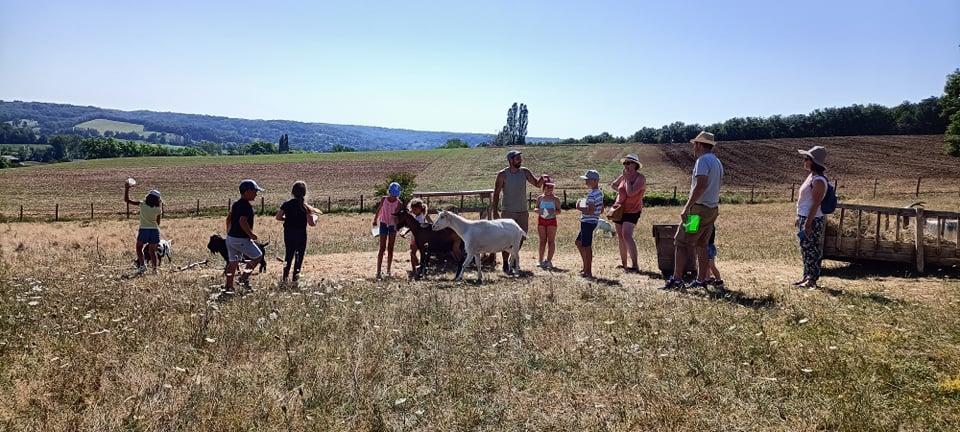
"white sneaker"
543,260,553,269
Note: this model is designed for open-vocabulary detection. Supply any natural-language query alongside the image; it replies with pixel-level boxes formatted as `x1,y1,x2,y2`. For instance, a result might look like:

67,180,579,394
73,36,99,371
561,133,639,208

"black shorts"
617,211,642,225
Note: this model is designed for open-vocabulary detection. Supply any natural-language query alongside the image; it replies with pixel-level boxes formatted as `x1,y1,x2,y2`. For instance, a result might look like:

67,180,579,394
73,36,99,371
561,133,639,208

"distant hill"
0,100,558,152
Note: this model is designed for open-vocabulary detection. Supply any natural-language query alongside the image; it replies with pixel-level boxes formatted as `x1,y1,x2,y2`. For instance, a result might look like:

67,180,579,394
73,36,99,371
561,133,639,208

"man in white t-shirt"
661,131,724,290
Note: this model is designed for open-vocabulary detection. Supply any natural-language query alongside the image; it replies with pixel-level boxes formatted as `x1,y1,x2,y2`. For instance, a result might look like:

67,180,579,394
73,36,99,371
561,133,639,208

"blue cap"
148,189,161,199
388,182,401,197
239,179,264,193
579,170,600,180
506,150,521,160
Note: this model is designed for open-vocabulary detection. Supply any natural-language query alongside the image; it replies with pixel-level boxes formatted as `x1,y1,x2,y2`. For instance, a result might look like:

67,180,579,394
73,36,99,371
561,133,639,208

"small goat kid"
431,210,526,283
393,207,464,279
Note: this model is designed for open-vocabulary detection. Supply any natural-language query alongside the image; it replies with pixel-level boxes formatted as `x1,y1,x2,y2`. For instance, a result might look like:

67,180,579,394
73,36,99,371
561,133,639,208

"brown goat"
393,207,465,279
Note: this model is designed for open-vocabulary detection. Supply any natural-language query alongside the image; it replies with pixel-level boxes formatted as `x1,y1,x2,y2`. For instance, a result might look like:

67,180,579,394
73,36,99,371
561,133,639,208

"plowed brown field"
0,134,956,219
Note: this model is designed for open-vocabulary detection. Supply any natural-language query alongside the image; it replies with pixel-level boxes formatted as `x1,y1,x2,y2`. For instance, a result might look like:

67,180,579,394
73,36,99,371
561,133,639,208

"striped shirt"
580,188,603,223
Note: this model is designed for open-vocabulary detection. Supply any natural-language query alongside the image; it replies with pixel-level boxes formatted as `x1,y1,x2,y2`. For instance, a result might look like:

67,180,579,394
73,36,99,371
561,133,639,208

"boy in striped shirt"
576,170,604,278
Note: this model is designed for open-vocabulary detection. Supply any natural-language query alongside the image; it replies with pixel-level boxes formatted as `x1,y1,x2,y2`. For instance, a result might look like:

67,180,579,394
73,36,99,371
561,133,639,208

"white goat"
431,210,526,283
596,219,616,237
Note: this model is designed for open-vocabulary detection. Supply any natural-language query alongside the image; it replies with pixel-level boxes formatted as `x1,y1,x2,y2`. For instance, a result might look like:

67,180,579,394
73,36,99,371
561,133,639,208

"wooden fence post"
55,203,59,221
750,186,755,204
360,195,364,213
563,189,567,207
327,196,331,213
790,183,796,202
90,203,94,219
873,179,878,199
19,205,23,221
916,177,921,197
260,197,264,214
673,186,677,200
196,199,200,216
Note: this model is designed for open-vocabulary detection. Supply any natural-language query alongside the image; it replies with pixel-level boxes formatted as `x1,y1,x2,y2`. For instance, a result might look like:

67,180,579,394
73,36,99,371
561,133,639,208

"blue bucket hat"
388,182,401,197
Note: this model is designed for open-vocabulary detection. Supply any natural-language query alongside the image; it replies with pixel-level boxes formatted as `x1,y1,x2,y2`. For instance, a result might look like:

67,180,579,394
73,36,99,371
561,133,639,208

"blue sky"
1,0,958,139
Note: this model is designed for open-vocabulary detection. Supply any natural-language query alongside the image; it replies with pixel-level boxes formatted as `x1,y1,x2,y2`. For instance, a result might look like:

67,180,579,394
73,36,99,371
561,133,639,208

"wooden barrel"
652,224,696,279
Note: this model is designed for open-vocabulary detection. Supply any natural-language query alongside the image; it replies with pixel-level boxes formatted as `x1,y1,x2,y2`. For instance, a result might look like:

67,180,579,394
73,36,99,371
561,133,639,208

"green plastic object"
684,214,700,233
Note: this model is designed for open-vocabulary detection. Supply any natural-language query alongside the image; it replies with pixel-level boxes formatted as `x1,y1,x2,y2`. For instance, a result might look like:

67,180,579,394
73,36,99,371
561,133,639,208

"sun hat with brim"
620,154,643,168
798,146,827,169
690,131,717,146
148,189,161,199
239,179,265,193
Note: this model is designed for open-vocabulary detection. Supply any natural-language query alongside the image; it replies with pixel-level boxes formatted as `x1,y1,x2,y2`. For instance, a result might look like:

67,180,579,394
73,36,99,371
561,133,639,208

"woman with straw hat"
609,154,646,272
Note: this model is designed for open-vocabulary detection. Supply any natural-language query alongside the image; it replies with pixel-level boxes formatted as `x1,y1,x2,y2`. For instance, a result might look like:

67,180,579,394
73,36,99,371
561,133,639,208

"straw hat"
620,153,643,168
690,131,717,146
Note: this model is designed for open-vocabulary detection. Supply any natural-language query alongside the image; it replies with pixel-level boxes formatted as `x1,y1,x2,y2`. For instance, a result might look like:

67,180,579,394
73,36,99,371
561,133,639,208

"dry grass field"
1,136,959,430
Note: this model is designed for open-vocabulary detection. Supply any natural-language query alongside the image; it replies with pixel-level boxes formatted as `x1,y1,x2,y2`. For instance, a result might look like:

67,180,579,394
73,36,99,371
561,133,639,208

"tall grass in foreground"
1,202,959,430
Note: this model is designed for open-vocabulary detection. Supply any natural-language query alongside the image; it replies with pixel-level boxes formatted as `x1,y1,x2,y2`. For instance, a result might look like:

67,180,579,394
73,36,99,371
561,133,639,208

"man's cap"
579,170,600,180
239,179,264,193
506,150,521,161
388,182,401,197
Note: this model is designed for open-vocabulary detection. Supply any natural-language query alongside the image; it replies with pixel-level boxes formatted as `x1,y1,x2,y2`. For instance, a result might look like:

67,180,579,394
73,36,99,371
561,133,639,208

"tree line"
547,98,947,145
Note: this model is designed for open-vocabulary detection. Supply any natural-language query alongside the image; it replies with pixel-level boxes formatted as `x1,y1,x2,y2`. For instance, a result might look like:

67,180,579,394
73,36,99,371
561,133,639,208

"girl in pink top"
610,154,647,272
372,182,403,279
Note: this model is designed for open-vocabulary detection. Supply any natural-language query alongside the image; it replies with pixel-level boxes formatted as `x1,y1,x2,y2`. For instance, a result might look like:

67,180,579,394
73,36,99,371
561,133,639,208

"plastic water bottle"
797,230,806,240
371,226,380,237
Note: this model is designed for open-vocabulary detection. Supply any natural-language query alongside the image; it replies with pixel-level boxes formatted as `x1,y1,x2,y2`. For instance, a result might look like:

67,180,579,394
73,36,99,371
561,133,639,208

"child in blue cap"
372,182,403,279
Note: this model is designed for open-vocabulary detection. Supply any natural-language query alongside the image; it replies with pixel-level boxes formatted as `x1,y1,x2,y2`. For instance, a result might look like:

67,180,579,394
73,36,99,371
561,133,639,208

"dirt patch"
659,135,958,190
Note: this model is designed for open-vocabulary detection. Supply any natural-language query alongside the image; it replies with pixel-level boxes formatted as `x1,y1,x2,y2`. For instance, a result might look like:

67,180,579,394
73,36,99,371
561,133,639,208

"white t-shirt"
797,174,827,218
692,153,723,208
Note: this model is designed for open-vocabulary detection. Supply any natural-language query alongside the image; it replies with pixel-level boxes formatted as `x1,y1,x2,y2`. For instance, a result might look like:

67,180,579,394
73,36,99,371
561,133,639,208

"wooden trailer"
823,203,960,272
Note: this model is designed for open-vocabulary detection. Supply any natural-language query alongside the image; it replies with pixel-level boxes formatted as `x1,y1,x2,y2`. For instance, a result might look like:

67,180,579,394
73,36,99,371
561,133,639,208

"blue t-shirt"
228,199,255,238
580,188,603,223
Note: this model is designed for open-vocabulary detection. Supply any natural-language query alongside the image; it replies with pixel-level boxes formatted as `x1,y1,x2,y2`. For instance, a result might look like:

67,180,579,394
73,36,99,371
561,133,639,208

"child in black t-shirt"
275,181,320,287
225,179,265,293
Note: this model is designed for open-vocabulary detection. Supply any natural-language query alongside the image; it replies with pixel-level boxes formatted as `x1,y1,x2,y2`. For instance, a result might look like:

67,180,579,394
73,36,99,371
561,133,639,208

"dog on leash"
207,234,269,273
596,219,617,237
137,239,173,267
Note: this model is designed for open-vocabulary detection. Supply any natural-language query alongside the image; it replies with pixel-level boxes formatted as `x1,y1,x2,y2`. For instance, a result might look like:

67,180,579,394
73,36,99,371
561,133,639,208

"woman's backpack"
820,176,837,214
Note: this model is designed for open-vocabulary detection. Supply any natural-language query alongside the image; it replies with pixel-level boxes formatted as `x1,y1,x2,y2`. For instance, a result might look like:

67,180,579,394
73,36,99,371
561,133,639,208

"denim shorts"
137,228,160,244
379,222,397,236
576,221,597,247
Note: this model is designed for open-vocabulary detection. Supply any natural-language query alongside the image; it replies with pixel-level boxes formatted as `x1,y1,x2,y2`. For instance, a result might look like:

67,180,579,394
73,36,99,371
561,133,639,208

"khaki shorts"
501,210,529,233
674,204,719,247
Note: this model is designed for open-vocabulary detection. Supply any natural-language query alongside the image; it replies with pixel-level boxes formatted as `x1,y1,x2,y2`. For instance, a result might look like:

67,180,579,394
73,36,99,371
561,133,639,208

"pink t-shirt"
615,174,646,213
378,197,400,226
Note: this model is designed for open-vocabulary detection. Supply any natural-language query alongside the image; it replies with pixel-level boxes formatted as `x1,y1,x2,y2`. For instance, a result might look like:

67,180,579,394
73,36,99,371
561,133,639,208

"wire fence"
5,177,960,223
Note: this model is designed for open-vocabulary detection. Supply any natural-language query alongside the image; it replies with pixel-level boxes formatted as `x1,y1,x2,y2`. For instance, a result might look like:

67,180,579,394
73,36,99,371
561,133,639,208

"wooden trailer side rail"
824,203,960,272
